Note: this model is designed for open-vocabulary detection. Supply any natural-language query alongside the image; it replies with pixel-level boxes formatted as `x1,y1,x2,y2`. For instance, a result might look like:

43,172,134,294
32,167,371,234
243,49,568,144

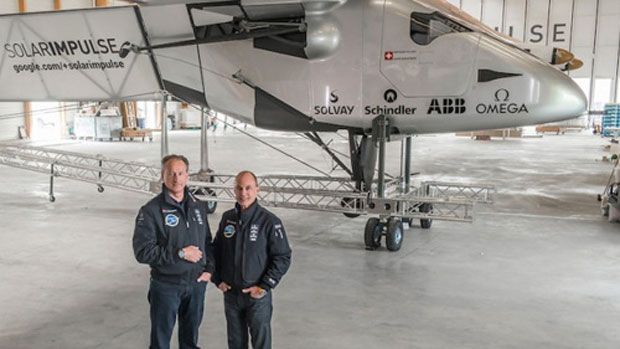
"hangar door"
380,2,480,97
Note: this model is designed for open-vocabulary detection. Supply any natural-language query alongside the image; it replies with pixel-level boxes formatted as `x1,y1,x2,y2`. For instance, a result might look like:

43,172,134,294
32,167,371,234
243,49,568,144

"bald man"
212,171,292,349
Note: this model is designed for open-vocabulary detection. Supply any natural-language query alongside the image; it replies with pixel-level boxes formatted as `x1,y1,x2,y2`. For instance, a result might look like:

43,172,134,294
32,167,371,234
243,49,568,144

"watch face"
178,250,184,258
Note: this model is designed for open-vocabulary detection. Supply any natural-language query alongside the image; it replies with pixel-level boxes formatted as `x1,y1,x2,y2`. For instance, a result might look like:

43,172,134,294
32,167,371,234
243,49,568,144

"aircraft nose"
539,72,588,122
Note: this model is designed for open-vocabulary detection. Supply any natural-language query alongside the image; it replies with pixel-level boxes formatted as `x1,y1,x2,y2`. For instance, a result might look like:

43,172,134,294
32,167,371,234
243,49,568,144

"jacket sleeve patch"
274,224,284,239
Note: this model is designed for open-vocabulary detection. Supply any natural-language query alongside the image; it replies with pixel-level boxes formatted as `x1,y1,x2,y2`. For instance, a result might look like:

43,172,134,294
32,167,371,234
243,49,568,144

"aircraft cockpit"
410,11,472,46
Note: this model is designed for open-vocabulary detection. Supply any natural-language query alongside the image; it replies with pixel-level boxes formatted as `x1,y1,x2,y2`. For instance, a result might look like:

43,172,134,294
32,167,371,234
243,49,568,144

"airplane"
0,0,587,251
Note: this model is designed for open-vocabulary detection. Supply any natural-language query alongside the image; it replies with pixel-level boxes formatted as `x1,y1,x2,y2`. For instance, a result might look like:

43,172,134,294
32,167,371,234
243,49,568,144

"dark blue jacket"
133,186,215,284
212,201,291,290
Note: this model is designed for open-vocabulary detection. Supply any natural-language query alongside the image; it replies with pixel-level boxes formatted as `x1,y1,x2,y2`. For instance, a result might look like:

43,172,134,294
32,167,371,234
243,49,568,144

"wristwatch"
178,249,185,259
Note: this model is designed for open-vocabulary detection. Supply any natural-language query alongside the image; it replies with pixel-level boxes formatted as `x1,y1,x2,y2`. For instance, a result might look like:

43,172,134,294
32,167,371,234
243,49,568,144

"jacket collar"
161,184,193,209
235,199,259,223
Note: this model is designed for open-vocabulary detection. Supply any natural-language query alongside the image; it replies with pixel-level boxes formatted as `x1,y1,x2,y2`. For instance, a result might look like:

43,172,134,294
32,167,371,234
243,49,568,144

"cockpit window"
410,12,472,45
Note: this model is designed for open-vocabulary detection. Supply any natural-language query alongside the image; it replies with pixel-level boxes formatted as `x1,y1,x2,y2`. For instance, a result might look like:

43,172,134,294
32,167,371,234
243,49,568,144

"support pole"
376,115,388,199
160,94,169,158
49,163,55,202
404,136,412,194
200,107,210,173
400,139,406,193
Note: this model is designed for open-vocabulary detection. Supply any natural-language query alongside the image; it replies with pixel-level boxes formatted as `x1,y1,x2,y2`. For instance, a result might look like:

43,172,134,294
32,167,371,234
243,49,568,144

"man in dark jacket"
133,154,215,349
212,171,292,349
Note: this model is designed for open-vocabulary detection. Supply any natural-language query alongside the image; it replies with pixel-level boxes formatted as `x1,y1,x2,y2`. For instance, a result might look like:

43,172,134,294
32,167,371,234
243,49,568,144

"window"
411,12,472,45
593,78,612,111
573,78,591,107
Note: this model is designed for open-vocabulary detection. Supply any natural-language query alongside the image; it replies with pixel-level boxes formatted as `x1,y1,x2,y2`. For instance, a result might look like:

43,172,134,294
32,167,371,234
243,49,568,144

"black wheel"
386,217,404,252
97,185,104,193
195,188,217,214
419,203,433,229
341,197,361,218
364,218,382,250
49,195,56,203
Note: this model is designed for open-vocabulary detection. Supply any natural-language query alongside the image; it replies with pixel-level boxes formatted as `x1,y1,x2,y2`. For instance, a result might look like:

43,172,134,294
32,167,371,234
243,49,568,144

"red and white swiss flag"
384,51,394,60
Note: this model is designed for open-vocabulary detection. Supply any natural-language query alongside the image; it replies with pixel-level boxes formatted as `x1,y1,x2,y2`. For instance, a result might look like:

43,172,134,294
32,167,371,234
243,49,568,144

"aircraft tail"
0,6,162,102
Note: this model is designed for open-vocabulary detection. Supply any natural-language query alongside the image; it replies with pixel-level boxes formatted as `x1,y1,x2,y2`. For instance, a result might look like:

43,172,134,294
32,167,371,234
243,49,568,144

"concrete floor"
1,128,619,348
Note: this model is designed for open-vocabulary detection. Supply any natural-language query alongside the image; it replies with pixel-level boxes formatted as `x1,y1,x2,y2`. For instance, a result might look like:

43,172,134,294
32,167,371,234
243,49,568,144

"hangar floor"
1,129,619,348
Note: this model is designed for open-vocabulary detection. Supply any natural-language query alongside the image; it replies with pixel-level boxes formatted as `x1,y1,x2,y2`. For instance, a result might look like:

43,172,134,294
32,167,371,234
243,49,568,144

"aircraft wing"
0,6,162,101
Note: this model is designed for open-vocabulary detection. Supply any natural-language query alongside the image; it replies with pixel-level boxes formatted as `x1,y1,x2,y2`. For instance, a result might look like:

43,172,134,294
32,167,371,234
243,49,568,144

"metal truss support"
160,94,169,158
0,143,495,252
200,107,210,174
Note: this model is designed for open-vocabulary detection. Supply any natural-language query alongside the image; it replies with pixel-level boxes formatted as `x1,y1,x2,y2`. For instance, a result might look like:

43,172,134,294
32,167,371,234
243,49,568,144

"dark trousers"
224,290,273,349
148,278,207,349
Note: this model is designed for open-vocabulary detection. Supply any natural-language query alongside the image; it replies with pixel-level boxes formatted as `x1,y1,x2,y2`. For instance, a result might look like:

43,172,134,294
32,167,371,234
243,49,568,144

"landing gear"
363,217,404,252
306,114,432,252
419,203,433,229
385,217,404,251
364,218,382,250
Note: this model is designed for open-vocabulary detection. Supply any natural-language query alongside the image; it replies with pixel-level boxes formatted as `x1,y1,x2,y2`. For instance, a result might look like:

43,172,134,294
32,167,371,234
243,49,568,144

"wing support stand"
160,93,170,158
364,114,405,251
193,106,218,214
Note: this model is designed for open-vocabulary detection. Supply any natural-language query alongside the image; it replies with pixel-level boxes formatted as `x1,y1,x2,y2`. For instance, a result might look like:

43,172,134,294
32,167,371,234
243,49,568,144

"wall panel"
26,0,54,12
62,0,95,9
548,0,573,49
446,0,461,8
461,0,482,20
503,0,526,41
525,0,551,44
0,103,24,140
481,0,503,32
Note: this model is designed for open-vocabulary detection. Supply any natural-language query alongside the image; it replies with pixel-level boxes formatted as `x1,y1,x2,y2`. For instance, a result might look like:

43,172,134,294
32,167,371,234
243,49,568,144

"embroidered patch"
223,224,236,238
194,209,203,225
250,224,259,242
165,214,179,227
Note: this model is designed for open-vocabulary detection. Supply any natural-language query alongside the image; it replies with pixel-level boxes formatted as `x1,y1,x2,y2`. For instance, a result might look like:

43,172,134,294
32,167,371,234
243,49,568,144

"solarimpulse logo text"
4,38,125,58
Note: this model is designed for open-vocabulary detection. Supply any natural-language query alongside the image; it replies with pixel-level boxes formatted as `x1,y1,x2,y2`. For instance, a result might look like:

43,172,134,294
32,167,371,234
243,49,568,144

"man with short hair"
133,154,214,349
212,170,292,349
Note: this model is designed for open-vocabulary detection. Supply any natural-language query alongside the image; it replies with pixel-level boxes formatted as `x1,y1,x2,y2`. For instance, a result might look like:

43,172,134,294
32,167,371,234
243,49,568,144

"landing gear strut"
307,114,433,251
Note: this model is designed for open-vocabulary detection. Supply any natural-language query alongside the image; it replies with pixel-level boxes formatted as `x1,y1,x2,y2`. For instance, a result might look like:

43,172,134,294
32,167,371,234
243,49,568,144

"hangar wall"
447,0,620,111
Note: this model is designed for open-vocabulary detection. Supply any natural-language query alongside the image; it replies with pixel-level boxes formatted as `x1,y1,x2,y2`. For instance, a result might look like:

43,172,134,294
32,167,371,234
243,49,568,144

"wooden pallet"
121,128,153,142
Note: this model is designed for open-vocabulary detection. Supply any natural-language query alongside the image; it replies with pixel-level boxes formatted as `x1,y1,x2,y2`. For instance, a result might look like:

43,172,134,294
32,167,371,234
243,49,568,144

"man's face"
234,172,258,209
162,159,189,196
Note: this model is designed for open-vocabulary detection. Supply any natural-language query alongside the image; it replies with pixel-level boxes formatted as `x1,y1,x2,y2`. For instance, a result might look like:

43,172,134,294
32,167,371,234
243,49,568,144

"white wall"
0,103,24,140
451,0,620,110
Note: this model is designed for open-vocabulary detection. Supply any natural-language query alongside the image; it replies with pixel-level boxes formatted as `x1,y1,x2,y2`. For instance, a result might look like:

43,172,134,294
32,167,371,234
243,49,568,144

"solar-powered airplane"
0,0,587,251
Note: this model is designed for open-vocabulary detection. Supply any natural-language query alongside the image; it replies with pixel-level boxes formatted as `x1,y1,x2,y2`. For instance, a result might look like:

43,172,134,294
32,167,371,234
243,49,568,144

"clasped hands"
180,245,211,283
